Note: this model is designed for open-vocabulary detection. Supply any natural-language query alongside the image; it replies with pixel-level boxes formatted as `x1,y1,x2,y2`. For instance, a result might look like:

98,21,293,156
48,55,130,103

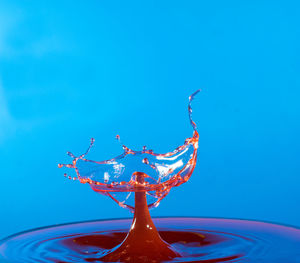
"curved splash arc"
58,90,200,209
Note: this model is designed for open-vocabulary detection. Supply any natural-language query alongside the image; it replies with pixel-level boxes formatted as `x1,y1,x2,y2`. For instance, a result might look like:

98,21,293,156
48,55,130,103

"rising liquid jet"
58,90,201,262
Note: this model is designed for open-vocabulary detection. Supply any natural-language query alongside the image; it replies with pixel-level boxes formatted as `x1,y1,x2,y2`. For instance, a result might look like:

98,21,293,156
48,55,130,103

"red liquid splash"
3,90,299,262
58,90,200,210
57,90,201,261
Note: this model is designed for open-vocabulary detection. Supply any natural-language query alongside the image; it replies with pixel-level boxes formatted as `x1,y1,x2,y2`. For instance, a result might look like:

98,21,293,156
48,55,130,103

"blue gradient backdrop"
0,1,299,239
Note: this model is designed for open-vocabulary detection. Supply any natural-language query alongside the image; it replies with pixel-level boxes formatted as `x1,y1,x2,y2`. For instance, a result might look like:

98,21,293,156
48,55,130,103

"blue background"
0,1,299,239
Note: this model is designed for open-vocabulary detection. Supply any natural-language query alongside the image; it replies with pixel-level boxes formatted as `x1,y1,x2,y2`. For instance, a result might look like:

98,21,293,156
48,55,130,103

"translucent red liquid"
58,90,200,210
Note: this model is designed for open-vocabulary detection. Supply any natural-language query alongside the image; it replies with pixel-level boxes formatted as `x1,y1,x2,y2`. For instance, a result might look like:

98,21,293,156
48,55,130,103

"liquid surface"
58,90,200,210
1,217,300,263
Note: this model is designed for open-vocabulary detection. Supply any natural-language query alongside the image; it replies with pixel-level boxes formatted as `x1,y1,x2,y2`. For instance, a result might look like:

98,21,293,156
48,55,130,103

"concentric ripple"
1,218,300,262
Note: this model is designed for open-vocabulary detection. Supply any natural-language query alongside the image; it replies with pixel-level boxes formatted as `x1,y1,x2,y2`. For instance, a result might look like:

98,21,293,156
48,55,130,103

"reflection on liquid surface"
1,218,300,263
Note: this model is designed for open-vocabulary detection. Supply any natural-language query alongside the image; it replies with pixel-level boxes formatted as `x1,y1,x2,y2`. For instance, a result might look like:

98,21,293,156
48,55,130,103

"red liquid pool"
1,217,300,262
